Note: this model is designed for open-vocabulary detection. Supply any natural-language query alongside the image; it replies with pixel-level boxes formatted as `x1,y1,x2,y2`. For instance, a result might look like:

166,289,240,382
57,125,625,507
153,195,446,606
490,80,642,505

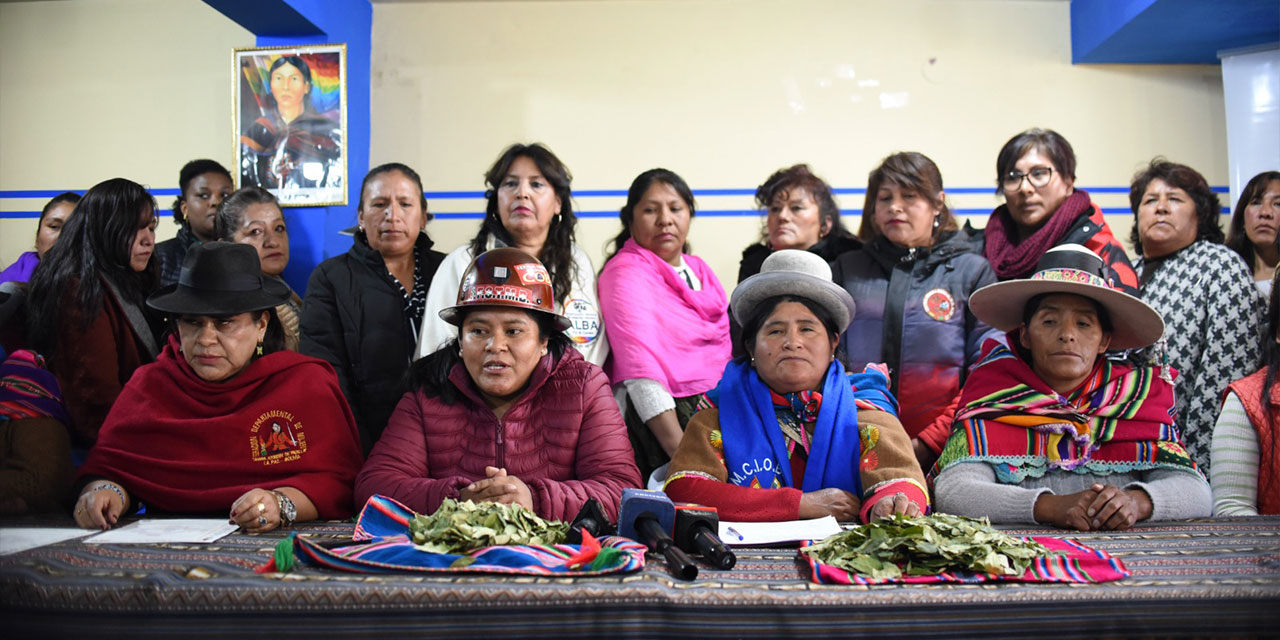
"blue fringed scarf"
718,359,893,494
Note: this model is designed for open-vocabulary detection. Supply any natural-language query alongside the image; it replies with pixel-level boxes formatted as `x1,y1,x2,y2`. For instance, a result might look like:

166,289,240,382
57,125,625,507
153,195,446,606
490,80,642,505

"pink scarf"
984,190,1092,280
599,238,731,397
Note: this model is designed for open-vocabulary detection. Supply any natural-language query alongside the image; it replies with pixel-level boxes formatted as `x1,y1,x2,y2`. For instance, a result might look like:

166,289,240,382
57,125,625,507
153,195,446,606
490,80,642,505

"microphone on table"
674,503,736,570
566,498,613,545
618,488,698,581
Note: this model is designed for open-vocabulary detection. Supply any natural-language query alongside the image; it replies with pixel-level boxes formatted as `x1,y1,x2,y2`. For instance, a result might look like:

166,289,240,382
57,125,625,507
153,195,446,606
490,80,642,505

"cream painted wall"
370,0,1228,292
0,0,1229,291
0,0,253,264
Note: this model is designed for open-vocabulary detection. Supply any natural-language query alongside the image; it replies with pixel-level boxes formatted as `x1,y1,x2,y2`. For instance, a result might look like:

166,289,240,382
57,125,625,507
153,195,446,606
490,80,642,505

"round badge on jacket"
564,298,600,344
923,288,957,322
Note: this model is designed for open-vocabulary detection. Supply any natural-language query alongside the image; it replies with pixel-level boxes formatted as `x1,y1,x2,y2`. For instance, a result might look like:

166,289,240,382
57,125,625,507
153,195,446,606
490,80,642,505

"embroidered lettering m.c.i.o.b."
250,409,307,465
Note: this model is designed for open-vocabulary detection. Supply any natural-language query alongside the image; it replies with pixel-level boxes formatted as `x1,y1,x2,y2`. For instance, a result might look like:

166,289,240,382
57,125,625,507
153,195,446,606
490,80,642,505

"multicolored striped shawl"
935,338,1200,482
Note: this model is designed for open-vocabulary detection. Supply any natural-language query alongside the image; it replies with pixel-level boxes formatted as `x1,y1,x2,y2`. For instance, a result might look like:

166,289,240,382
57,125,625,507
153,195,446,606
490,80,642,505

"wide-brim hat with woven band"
969,243,1164,350
730,249,856,332
439,247,572,331
147,241,291,316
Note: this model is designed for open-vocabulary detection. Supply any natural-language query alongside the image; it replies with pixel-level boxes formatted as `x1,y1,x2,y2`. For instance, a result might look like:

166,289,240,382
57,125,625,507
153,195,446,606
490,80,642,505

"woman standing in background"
1225,170,1280,297
737,164,859,282
599,168,731,484
0,192,79,286
1130,159,1264,475
154,159,233,287
26,178,160,447
301,163,444,454
982,128,1139,294
831,152,997,470
1212,268,1280,516
218,186,302,351
417,143,608,367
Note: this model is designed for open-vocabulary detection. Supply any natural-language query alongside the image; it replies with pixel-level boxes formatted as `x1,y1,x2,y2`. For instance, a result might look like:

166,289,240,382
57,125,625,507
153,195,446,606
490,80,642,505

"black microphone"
674,503,736,570
566,498,613,545
618,488,698,581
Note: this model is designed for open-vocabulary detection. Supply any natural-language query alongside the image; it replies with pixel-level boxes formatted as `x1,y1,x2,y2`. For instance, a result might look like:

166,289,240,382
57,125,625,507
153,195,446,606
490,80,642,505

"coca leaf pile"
801,513,1053,580
409,498,568,554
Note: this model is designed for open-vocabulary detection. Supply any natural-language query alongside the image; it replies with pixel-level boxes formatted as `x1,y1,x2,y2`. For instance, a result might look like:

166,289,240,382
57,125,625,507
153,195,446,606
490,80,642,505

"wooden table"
2,516,1278,638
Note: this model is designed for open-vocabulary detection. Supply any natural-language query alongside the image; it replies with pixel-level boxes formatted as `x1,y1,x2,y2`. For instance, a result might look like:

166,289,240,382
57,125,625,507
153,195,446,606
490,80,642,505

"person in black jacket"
154,159,234,287
737,164,860,283
300,163,445,455
832,152,999,470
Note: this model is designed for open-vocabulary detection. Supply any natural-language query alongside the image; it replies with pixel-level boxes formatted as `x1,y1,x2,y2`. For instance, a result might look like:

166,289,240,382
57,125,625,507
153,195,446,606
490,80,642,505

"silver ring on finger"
257,516,268,527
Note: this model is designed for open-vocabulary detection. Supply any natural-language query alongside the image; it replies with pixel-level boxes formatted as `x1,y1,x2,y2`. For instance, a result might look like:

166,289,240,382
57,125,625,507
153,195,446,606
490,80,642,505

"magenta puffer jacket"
353,348,642,522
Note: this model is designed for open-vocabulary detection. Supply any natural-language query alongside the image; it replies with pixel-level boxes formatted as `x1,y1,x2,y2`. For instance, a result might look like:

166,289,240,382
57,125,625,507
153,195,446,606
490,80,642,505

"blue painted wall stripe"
0,185,1229,200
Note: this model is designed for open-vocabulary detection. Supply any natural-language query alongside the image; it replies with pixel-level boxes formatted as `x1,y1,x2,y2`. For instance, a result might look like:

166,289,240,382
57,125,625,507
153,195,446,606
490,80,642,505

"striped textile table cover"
2,516,1277,638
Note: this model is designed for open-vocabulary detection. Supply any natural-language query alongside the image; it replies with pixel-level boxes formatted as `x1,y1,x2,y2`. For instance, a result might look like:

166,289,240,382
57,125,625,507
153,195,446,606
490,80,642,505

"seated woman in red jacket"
355,248,641,521
664,250,928,522
74,242,363,531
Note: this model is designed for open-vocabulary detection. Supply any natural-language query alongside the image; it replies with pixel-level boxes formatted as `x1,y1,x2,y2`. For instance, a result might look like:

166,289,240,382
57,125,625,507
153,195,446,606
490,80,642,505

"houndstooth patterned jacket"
1136,240,1266,475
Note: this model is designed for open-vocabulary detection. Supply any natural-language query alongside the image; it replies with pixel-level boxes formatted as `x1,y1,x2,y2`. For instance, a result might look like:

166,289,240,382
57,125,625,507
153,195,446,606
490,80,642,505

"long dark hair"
1226,171,1280,272
406,308,572,405
267,55,313,112
1263,268,1280,422
27,178,158,358
602,168,696,266
171,159,231,227
470,144,576,306
1128,158,1224,256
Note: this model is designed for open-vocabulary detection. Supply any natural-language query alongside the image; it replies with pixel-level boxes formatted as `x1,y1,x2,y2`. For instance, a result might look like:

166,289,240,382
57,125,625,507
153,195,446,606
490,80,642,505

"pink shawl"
599,238,731,397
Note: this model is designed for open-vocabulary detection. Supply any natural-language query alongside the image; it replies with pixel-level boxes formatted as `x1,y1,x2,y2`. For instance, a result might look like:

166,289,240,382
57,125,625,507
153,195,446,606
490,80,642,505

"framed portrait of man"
234,44,347,206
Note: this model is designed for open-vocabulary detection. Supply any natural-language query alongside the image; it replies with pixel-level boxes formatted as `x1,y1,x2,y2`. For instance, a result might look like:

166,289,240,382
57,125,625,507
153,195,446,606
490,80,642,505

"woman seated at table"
1211,268,1280,516
355,249,641,521
664,250,928,523
933,245,1211,530
0,350,73,515
73,242,363,531
598,168,732,485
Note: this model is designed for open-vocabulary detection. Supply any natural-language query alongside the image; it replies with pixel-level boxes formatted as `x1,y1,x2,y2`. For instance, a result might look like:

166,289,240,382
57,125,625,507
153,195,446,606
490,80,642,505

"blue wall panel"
205,0,370,294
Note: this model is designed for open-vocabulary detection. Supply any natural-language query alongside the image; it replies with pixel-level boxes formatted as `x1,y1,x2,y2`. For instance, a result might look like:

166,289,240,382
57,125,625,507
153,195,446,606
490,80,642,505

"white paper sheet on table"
0,528,94,555
717,516,843,546
83,519,239,544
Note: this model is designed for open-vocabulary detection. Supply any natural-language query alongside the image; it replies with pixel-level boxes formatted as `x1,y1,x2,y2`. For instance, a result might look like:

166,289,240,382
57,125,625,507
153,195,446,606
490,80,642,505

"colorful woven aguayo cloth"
2,517,1278,638
805,536,1129,585
290,494,646,576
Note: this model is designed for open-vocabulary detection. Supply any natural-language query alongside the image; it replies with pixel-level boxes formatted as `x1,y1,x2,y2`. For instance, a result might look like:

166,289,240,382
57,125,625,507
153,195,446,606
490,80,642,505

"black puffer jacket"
737,232,862,284
153,226,198,287
300,232,444,455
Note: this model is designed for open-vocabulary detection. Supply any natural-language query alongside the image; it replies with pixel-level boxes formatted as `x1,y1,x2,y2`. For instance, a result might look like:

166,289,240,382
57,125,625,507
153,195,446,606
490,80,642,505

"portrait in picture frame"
234,44,347,207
